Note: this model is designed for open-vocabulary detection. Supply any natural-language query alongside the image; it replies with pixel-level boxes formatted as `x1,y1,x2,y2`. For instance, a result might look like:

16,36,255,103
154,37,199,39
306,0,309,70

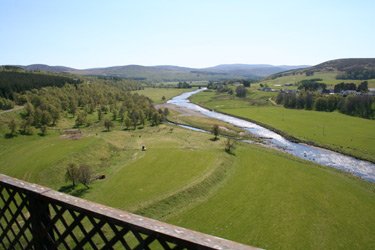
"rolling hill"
269,58,375,80
21,64,75,73
203,64,308,78
11,63,308,82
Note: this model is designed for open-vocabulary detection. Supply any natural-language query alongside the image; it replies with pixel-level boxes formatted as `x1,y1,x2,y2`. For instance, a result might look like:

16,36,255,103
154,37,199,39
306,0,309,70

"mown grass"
169,145,375,249
191,91,375,162
0,131,100,187
0,123,224,205
84,127,225,212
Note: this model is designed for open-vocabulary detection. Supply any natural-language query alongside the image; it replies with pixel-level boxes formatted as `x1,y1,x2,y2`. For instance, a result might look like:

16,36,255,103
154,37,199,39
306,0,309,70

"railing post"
28,193,56,250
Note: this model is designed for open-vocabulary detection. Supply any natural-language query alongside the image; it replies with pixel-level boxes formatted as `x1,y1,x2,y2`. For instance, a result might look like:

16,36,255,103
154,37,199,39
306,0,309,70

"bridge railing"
0,174,259,250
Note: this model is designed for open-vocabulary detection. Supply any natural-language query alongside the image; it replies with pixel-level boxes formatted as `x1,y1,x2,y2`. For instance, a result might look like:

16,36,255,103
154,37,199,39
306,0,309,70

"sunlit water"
168,88,375,182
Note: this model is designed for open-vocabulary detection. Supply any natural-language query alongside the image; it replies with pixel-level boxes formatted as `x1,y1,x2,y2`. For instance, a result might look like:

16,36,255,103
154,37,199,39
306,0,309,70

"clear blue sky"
0,0,374,68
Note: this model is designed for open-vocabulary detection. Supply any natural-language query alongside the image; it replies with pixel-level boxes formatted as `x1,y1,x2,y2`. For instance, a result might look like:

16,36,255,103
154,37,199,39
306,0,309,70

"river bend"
167,88,375,182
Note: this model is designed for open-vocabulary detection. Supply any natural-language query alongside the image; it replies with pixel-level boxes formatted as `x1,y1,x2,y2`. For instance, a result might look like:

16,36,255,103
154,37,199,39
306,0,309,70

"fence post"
28,193,56,249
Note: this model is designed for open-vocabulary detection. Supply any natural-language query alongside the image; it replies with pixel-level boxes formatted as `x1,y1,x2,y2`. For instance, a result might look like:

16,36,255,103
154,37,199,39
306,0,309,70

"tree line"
177,81,192,88
276,91,374,119
336,68,375,80
333,81,368,93
297,79,326,92
207,80,254,98
297,79,369,93
0,69,82,99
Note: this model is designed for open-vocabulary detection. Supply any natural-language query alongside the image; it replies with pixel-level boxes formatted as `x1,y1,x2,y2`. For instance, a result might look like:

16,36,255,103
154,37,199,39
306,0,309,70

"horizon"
1,0,374,68
8,58,375,70
6,62,314,70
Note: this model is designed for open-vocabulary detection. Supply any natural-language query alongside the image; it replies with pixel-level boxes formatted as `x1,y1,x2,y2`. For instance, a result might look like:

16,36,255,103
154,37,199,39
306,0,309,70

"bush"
235,85,247,98
224,138,236,154
0,97,14,110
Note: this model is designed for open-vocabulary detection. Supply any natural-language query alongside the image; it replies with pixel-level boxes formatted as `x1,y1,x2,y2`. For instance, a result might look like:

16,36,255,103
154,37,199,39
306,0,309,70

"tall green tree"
65,163,79,187
104,119,114,131
78,164,92,189
235,85,247,98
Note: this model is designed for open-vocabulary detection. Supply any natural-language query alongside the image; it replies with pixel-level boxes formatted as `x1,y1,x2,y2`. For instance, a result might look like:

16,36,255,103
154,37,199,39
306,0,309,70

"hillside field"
260,71,375,88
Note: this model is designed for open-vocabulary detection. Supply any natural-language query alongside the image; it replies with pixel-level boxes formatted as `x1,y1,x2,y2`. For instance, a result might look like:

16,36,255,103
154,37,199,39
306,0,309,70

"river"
167,88,375,182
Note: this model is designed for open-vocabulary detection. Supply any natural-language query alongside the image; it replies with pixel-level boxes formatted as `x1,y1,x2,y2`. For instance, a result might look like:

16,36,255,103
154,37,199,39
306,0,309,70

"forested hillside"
0,67,81,99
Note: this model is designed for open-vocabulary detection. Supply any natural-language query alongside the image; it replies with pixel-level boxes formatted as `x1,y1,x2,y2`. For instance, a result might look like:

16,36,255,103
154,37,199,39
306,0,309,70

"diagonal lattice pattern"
46,203,182,249
0,185,33,249
0,174,258,250
0,185,185,250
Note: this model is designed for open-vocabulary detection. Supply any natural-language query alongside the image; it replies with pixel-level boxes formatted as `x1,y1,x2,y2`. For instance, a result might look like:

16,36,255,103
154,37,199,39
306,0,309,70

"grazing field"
0,124,225,209
83,128,229,212
170,145,375,249
260,71,375,88
1,91,374,249
133,87,195,104
191,91,375,162
0,118,374,249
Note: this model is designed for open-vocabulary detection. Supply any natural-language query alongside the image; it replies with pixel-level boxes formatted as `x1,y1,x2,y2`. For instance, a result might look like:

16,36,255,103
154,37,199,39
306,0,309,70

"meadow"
170,145,375,249
134,87,194,104
260,71,375,88
0,88,374,249
191,90,375,162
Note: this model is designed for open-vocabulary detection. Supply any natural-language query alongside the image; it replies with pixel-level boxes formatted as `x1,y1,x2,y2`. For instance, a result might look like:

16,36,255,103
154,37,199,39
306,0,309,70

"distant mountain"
71,65,199,81
205,64,309,78
268,58,375,80
20,64,75,73
7,63,309,81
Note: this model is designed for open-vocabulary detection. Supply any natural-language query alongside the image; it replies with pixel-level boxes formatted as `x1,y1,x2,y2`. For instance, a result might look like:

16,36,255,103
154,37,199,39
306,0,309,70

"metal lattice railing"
0,174,259,250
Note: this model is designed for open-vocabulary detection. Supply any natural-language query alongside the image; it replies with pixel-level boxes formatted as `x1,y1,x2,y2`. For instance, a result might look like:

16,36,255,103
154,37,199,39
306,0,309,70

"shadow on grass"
70,188,90,197
210,137,219,141
58,184,75,193
225,149,236,156
58,184,90,197
4,133,16,139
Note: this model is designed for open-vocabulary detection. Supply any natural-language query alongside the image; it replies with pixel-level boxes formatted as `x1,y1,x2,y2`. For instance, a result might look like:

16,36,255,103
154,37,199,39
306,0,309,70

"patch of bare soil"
61,129,83,140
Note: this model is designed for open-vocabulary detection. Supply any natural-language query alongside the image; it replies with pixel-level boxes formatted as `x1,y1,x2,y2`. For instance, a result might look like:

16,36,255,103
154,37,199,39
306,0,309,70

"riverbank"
190,90,375,164
167,88,374,182
195,103,375,164
1,89,374,249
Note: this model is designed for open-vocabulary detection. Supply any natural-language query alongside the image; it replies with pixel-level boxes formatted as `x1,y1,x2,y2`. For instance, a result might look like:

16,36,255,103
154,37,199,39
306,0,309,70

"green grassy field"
169,145,375,249
1,90,374,249
0,121,374,249
191,91,375,162
134,87,194,104
260,71,375,88
155,81,208,87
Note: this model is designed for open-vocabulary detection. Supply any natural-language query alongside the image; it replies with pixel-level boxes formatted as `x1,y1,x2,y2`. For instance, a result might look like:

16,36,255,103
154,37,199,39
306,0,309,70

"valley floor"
0,89,374,249
191,90,375,163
